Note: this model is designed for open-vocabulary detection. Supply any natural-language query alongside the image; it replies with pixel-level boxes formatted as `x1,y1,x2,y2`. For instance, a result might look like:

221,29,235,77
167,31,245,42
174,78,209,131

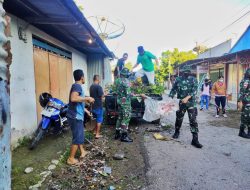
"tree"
155,48,197,83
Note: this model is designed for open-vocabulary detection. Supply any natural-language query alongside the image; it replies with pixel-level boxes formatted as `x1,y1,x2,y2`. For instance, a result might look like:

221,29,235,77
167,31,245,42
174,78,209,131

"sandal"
95,135,103,139
67,158,80,166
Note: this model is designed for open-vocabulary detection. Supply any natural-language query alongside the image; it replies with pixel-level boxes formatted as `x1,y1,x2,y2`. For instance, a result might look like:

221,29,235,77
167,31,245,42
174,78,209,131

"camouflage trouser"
240,106,250,131
175,101,199,133
116,104,131,133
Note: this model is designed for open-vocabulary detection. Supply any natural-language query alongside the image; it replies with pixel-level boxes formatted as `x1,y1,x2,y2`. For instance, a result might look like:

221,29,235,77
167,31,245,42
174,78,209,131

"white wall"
198,40,232,59
72,51,89,95
9,14,88,147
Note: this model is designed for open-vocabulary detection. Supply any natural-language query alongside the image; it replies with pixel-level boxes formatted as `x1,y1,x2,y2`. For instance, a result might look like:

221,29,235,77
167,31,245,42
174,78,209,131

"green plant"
17,136,31,147
84,131,94,143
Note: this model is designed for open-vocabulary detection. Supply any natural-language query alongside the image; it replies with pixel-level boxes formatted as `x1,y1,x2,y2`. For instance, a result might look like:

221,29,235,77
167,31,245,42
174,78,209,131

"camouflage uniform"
238,68,250,137
169,65,202,148
169,74,199,133
115,77,132,133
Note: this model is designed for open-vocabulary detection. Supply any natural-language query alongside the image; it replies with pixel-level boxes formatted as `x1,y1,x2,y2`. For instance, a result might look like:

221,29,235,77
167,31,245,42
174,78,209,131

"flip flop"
67,158,80,166
95,135,103,139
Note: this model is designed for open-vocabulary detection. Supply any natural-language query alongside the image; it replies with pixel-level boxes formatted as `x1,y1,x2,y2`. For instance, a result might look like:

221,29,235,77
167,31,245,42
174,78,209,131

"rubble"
48,164,56,171
113,151,125,160
51,159,59,165
24,167,33,174
44,128,146,190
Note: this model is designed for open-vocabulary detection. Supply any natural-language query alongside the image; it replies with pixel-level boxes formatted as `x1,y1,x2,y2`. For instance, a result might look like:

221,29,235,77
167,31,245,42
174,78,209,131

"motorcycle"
29,92,69,150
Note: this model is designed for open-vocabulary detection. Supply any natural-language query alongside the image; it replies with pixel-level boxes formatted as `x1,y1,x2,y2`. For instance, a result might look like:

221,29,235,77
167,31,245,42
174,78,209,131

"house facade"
177,25,250,106
3,0,114,147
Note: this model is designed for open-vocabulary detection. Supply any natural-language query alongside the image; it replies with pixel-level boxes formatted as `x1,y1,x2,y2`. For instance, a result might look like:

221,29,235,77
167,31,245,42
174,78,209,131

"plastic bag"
143,96,178,122
143,98,161,122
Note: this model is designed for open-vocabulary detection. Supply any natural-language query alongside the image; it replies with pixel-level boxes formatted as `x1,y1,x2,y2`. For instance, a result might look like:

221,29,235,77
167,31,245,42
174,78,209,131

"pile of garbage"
47,137,117,190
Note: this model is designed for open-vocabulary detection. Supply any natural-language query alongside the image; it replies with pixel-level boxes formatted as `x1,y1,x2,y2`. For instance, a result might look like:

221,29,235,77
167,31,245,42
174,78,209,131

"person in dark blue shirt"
114,53,128,78
66,69,94,165
90,75,104,139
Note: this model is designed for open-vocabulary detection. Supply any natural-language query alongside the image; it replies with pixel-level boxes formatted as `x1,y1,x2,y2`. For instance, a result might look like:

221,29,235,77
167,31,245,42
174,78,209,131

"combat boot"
114,130,121,140
238,129,250,139
191,133,203,148
120,132,133,143
248,128,250,138
172,129,180,139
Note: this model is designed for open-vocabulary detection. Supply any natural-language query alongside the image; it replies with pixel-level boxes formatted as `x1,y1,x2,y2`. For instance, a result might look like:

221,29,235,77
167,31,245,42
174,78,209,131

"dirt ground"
143,106,250,190
11,121,147,190
43,123,146,190
11,103,248,190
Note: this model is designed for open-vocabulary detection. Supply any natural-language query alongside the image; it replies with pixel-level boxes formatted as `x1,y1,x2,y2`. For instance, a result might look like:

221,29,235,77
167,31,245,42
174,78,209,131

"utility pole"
0,0,11,189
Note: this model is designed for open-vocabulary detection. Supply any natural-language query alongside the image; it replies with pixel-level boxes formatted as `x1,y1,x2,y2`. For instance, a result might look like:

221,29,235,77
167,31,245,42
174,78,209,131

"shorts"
67,117,84,145
92,108,104,123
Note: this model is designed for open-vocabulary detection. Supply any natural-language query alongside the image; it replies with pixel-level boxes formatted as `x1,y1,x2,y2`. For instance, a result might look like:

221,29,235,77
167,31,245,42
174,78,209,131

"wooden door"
33,48,50,122
49,53,60,98
66,59,73,101
33,48,73,123
58,57,68,103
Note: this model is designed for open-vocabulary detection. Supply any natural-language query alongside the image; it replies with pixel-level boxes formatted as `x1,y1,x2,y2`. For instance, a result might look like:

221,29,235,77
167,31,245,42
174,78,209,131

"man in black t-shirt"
90,75,104,139
114,53,128,79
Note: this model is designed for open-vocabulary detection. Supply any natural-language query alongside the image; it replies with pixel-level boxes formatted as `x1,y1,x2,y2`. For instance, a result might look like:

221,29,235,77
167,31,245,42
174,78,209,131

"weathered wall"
87,54,112,90
8,14,88,147
103,57,113,87
0,0,11,188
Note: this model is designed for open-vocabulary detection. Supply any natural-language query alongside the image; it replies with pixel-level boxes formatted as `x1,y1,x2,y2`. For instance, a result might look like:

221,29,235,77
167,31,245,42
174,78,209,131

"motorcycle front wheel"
29,127,46,150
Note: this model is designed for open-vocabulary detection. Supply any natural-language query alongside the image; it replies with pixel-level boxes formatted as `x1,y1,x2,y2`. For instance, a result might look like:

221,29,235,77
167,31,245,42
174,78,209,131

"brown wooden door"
49,53,60,98
33,47,72,123
33,48,50,122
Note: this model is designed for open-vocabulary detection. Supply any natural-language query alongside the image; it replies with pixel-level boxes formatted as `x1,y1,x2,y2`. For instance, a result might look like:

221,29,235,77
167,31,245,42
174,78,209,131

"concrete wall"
0,0,11,187
198,40,232,59
8,14,88,147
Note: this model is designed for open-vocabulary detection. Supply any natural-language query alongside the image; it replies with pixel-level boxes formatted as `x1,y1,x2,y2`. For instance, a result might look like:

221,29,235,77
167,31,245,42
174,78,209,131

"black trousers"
215,96,226,115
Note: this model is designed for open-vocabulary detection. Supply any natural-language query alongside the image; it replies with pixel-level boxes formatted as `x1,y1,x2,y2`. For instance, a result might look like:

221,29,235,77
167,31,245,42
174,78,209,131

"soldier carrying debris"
238,68,250,139
114,68,133,142
169,65,203,148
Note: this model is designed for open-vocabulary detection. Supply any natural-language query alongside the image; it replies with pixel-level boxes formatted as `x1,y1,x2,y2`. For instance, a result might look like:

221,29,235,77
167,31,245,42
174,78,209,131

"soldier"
169,65,203,148
238,68,250,139
114,68,133,142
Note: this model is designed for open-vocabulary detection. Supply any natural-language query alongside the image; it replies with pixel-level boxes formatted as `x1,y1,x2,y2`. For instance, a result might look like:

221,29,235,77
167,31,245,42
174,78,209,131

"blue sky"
76,0,250,63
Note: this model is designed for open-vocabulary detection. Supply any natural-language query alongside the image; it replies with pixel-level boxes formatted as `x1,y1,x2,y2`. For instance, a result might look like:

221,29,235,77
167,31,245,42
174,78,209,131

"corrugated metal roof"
3,0,114,58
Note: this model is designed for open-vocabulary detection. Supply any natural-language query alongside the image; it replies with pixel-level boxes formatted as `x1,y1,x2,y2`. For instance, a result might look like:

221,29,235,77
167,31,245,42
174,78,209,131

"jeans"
200,95,210,110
